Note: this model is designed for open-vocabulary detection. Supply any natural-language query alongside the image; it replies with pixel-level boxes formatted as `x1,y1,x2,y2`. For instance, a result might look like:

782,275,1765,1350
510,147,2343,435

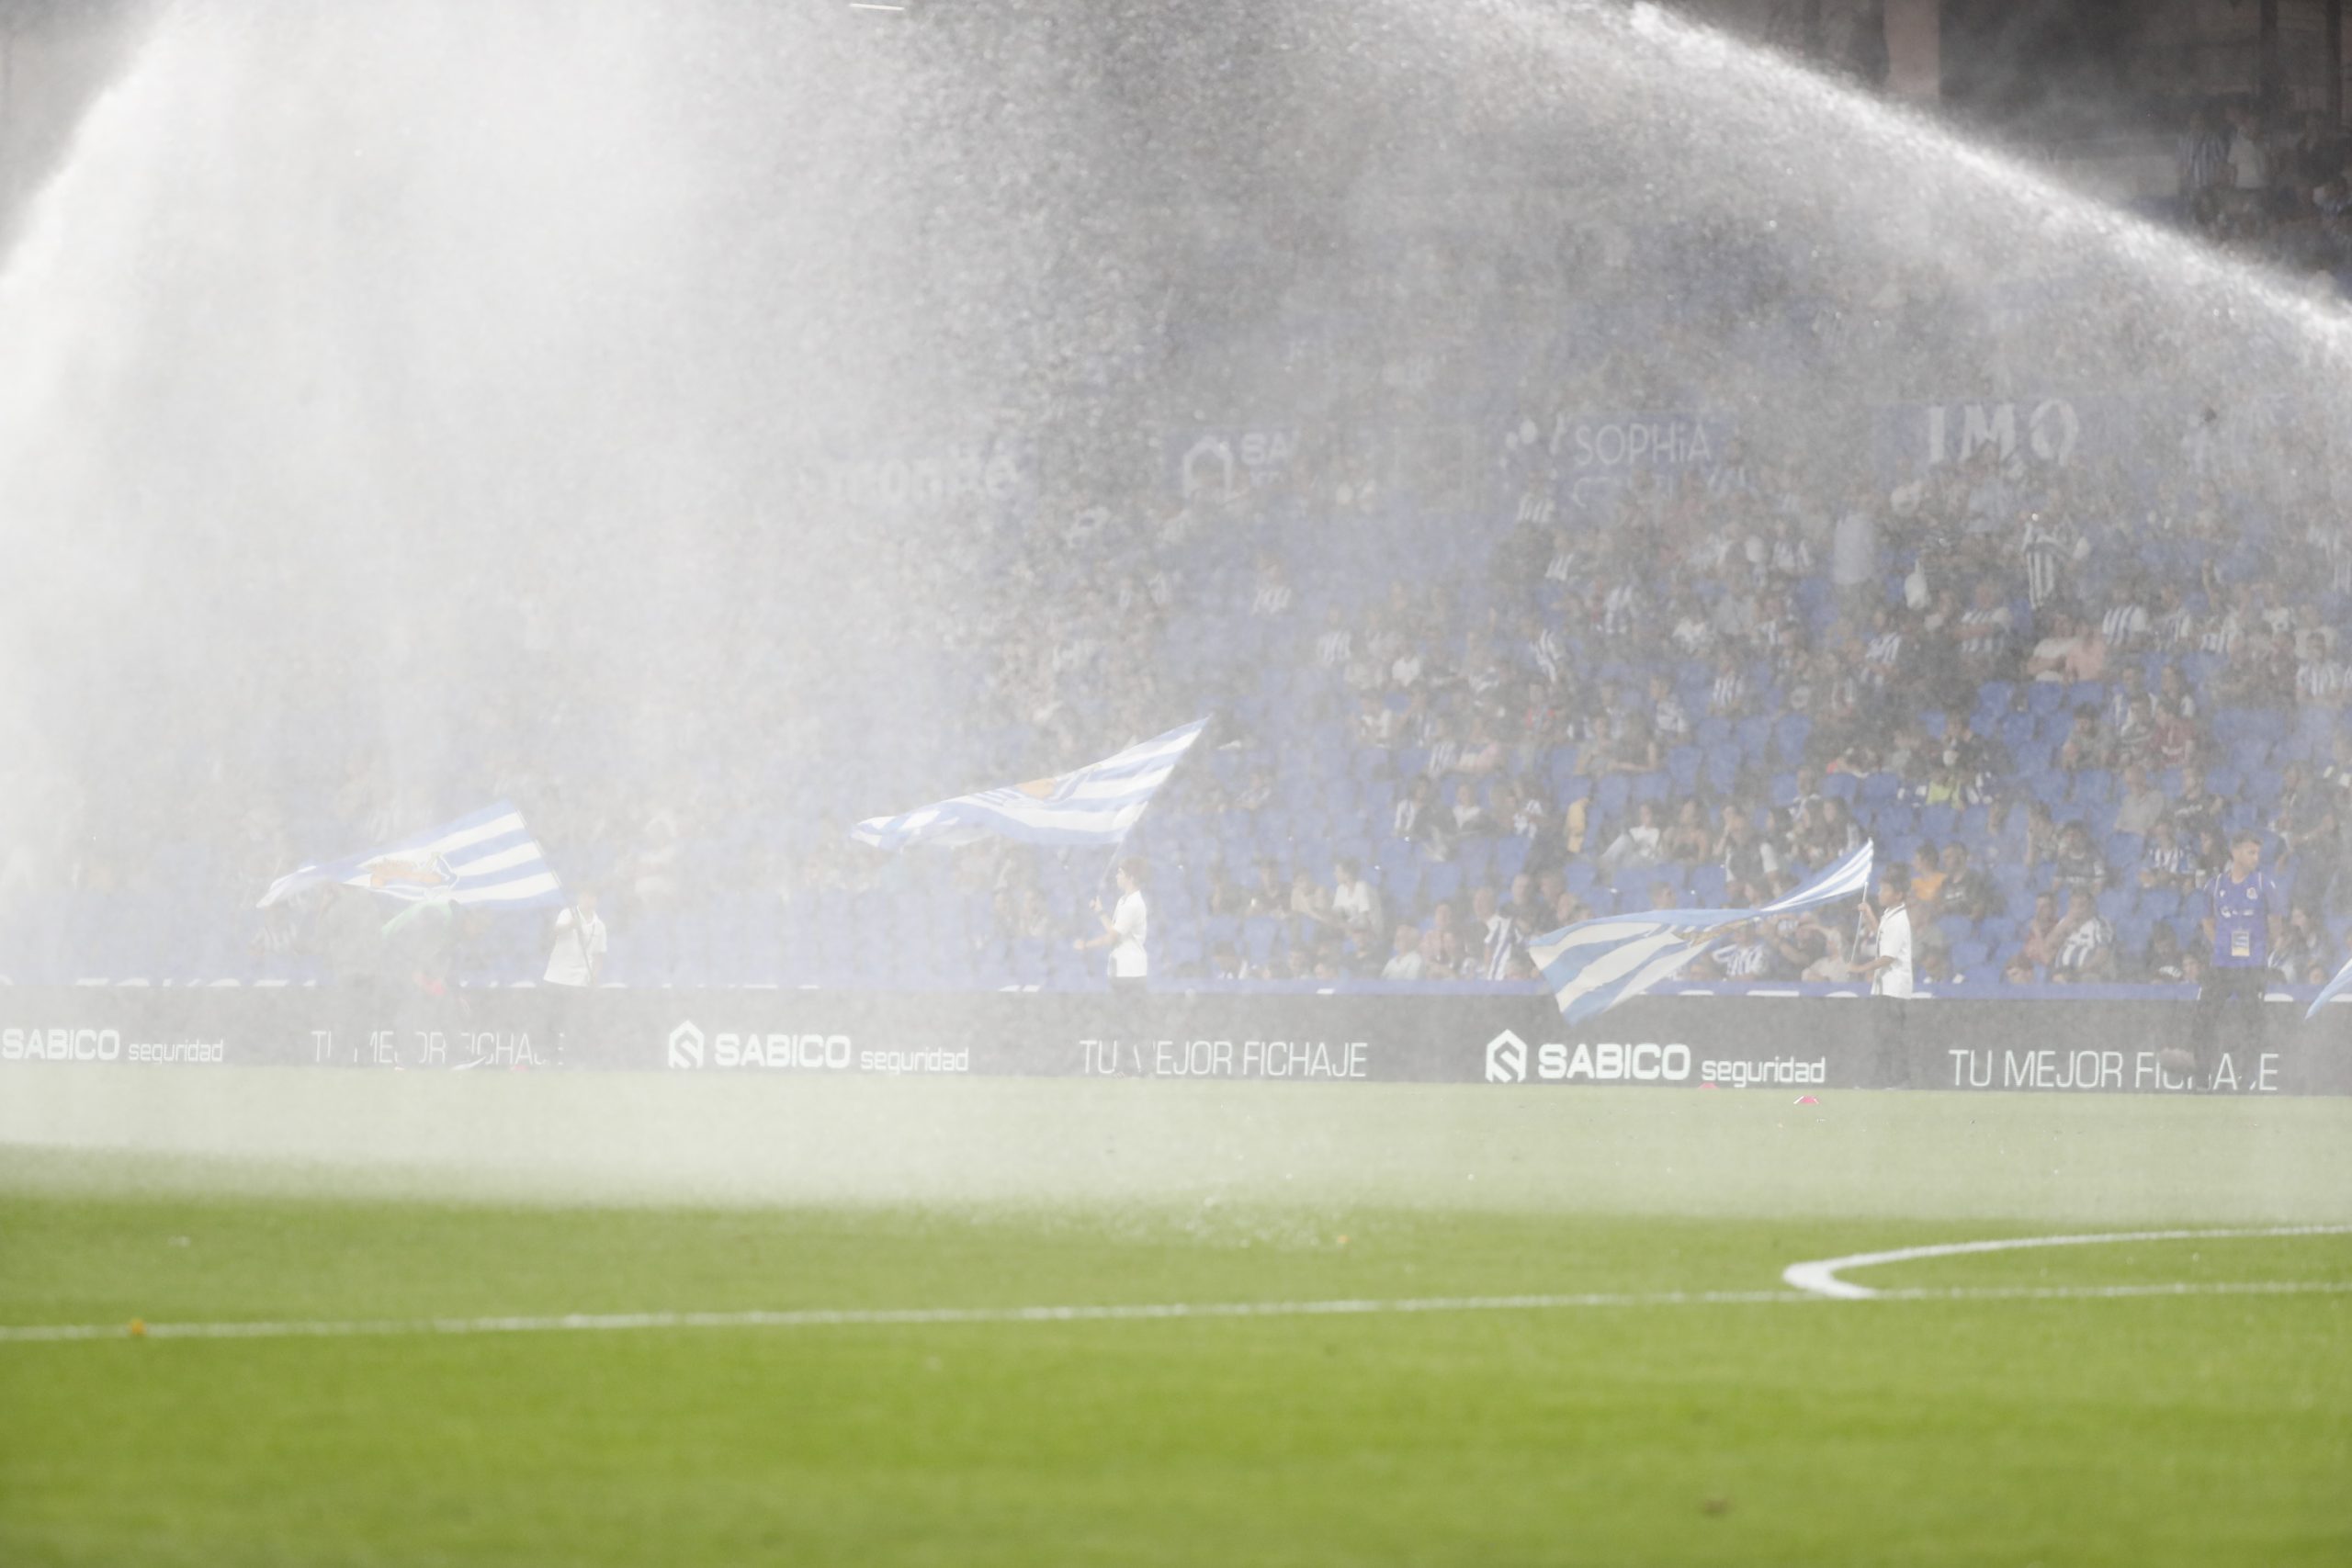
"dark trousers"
1872,998,1913,1089
539,984,586,1067
2189,966,2267,1080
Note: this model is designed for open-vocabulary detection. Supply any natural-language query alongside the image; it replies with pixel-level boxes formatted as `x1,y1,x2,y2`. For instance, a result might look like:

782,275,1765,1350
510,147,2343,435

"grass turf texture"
3,1077,2349,1565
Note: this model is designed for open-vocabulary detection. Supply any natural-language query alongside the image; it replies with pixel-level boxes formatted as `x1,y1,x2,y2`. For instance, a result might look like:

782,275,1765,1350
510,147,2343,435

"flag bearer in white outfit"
1857,863,1914,1085
1078,857,1149,992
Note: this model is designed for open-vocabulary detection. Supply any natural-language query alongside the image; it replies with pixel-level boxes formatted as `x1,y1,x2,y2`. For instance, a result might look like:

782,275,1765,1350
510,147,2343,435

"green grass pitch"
2,1073,2348,1565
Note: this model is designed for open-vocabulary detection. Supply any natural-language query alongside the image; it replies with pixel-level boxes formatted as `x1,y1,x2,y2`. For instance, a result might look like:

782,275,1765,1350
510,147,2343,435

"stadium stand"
26,409,2345,1000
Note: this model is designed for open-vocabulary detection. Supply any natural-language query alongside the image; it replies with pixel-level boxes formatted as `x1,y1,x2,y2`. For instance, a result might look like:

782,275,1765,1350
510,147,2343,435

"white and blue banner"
853,720,1207,852
2308,956,2352,1020
1527,845,1874,1024
257,803,564,909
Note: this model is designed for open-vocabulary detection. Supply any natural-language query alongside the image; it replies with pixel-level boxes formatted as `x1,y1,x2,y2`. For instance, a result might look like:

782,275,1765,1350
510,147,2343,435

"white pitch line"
4,1277,2350,1345
1781,1224,2352,1300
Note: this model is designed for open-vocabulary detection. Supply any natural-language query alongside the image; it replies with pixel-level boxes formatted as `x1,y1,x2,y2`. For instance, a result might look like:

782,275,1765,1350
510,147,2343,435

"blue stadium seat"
1492,836,1532,883
1703,750,1741,796
1595,774,1632,822
1667,745,1702,795
1613,864,1662,905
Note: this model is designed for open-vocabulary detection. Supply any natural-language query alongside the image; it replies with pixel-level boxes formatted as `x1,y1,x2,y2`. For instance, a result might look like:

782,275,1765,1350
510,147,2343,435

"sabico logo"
1485,1029,1529,1083
666,1021,854,1071
1484,1029,1693,1084
2,1026,121,1062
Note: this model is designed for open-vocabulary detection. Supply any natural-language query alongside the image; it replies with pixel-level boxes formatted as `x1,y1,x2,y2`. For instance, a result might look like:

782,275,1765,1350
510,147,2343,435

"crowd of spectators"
1082,423,2352,993
2175,97,2352,284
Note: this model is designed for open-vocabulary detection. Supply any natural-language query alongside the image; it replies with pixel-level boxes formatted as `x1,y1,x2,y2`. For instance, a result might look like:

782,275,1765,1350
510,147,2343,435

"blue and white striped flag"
257,802,564,909
853,719,1206,852
2308,955,2352,1020
1526,843,1874,1023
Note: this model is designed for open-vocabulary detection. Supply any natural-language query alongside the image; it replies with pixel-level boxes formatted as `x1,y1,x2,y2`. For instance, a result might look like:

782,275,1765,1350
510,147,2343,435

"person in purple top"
2189,831,2284,1083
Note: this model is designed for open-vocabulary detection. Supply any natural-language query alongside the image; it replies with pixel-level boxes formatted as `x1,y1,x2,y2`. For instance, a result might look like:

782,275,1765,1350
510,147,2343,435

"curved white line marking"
1782,1224,2352,1300
5,1276,2351,1344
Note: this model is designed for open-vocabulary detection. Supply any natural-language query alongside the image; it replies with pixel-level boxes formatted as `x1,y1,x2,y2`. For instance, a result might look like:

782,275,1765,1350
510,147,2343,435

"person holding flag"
855,721,1203,987
1075,857,1149,991
1526,842,1873,1024
1854,862,1916,1086
543,889,606,989
1856,863,1914,999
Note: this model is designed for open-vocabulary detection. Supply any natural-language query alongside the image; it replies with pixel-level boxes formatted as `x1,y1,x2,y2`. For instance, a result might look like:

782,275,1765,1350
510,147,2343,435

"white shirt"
1110,890,1148,978
1331,877,1381,931
1873,905,1914,998
543,908,607,987
1831,511,1877,586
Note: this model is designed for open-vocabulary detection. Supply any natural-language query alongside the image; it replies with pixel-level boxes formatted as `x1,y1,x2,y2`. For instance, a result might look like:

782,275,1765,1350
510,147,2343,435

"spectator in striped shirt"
2295,631,2346,705
2178,107,2231,222
2050,888,2118,982
1670,592,1717,657
1712,922,1770,982
2099,587,2152,652
2152,585,2198,649
1249,558,1294,618
1708,653,1748,717
2105,664,2147,730
1543,528,1580,584
2112,694,2155,766
1313,609,1353,670
1861,608,1905,692
1600,577,1642,638
1767,518,1812,581
2018,510,2073,610
1649,674,1690,740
